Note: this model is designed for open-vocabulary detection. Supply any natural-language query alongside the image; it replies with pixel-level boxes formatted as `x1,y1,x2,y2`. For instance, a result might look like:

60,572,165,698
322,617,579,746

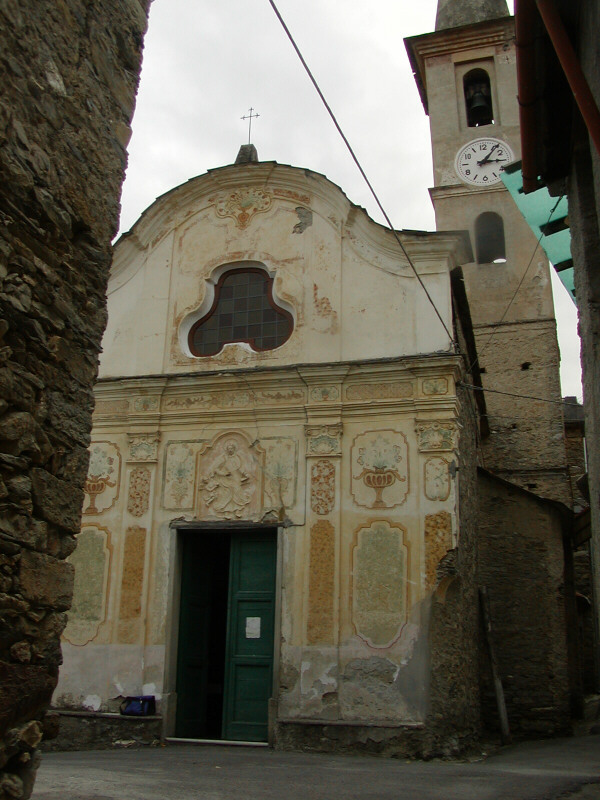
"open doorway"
175,528,277,742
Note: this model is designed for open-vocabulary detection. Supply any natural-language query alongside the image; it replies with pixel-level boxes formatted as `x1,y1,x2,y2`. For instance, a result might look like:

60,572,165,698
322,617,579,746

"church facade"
51,0,579,754
53,155,485,753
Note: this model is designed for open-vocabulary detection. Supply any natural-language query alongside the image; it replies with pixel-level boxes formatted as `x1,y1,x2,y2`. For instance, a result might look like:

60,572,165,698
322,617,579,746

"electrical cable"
267,0,455,346
458,381,580,406
268,0,578,411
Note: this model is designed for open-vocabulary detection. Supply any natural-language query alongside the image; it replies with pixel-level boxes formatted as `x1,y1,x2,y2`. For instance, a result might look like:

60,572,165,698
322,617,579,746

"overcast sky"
118,0,582,400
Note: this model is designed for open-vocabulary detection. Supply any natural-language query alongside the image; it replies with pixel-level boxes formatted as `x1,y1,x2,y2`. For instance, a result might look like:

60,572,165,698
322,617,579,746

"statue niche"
197,432,265,520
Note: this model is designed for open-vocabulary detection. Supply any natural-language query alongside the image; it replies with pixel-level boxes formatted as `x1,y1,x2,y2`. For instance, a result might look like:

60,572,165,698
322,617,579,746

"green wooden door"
222,532,277,741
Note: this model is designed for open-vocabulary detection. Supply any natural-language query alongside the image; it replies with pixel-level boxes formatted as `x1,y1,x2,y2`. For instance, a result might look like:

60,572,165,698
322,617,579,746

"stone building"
0,1,150,797
511,0,600,693
52,150,487,754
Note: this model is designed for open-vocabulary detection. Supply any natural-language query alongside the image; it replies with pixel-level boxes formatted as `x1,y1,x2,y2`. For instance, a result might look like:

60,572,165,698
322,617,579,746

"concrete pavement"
34,734,600,800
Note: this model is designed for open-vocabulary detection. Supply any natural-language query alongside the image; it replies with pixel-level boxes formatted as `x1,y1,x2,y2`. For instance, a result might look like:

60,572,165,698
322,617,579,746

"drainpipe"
515,0,539,193
535,0,600,161
516,0,600,194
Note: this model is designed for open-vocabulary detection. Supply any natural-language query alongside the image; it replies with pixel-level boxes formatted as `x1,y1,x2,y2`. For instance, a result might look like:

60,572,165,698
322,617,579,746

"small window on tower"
475,212,506,264
464,69,494,127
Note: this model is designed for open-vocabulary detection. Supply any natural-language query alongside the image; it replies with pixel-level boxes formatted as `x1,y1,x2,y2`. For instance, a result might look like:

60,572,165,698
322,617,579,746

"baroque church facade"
52,0,578,754
55,153,483,752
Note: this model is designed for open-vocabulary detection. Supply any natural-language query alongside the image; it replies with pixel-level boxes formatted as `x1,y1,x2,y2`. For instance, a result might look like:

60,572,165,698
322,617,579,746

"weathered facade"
52,155,488,755
0,0,150,797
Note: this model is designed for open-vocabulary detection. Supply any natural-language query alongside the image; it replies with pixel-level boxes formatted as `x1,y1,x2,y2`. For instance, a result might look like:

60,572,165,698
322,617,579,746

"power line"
458,381,580,407
268,0,576,412
267,0,455,345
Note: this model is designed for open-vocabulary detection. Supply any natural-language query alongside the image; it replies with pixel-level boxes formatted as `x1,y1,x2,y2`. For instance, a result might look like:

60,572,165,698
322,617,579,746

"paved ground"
34,734,600,800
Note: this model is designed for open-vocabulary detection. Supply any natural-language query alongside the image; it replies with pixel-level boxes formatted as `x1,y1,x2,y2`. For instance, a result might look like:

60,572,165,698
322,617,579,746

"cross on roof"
241,107,259,144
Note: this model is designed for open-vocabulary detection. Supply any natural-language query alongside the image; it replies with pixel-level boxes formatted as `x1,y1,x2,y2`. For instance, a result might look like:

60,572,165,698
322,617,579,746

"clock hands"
477,143,499,166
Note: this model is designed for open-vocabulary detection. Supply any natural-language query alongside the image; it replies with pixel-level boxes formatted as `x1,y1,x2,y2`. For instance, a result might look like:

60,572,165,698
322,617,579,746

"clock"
454,138,514,186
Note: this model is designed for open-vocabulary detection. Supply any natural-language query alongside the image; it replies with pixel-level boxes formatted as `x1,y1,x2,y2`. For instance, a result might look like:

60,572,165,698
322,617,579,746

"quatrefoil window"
188,267,293,356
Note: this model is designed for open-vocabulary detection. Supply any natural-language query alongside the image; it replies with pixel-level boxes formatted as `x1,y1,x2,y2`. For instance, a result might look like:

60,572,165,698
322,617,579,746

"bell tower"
406,2,570,502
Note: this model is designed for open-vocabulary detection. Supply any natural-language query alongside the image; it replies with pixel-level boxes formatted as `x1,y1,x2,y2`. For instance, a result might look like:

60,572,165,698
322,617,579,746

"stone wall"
477,469,572,737
0,1,149,796
475,320,570,505
41,711,161,752
568,0,600,689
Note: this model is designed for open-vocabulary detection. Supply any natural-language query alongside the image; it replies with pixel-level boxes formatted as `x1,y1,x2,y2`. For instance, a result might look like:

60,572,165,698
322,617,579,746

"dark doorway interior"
175,531,230,739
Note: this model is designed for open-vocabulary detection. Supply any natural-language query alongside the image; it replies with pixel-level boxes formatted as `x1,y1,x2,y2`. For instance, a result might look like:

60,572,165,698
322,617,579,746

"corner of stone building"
423,377,482,752
0,2,150,796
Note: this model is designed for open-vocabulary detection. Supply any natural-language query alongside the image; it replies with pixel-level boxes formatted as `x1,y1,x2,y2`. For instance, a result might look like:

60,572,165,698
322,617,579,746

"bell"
469,91,493,125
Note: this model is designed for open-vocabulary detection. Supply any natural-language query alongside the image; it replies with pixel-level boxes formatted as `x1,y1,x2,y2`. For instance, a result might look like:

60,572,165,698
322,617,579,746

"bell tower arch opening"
463,68,494,127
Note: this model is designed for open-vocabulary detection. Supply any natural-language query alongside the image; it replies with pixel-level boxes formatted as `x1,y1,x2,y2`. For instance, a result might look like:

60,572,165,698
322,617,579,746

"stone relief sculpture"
424,457,451,502
352,521,408,648
127,433,160,462
351,431,408,509
83,442,120,515
210,187,273,229
305,424,342,457
197,432,264,520
203,442,251,517
311,459,336,515
164,388,305,411
415,421,457,452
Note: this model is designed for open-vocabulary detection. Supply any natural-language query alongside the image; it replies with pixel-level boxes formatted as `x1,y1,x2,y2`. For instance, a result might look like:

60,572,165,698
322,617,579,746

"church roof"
435,0,509,30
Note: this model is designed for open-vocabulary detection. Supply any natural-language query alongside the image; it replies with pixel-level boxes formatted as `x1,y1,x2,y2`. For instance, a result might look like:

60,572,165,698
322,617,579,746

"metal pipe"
515,0,540,193
536,0,600,159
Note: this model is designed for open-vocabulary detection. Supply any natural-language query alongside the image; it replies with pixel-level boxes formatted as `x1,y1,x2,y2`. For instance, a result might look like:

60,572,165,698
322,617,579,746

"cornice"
429,183,508,201
91,355,465,427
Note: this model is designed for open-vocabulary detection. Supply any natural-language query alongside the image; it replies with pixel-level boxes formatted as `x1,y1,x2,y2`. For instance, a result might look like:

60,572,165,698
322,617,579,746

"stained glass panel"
189,268,293,356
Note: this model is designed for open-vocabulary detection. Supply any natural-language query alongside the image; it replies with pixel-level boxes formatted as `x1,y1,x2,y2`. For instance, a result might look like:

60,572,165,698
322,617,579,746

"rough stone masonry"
0,2,149,797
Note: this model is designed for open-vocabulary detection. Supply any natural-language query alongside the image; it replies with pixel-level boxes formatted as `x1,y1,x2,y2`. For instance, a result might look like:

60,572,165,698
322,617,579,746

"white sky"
118,0,582,400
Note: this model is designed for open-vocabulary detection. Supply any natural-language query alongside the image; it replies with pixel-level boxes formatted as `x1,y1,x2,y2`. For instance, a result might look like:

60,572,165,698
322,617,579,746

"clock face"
454,138,514,186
